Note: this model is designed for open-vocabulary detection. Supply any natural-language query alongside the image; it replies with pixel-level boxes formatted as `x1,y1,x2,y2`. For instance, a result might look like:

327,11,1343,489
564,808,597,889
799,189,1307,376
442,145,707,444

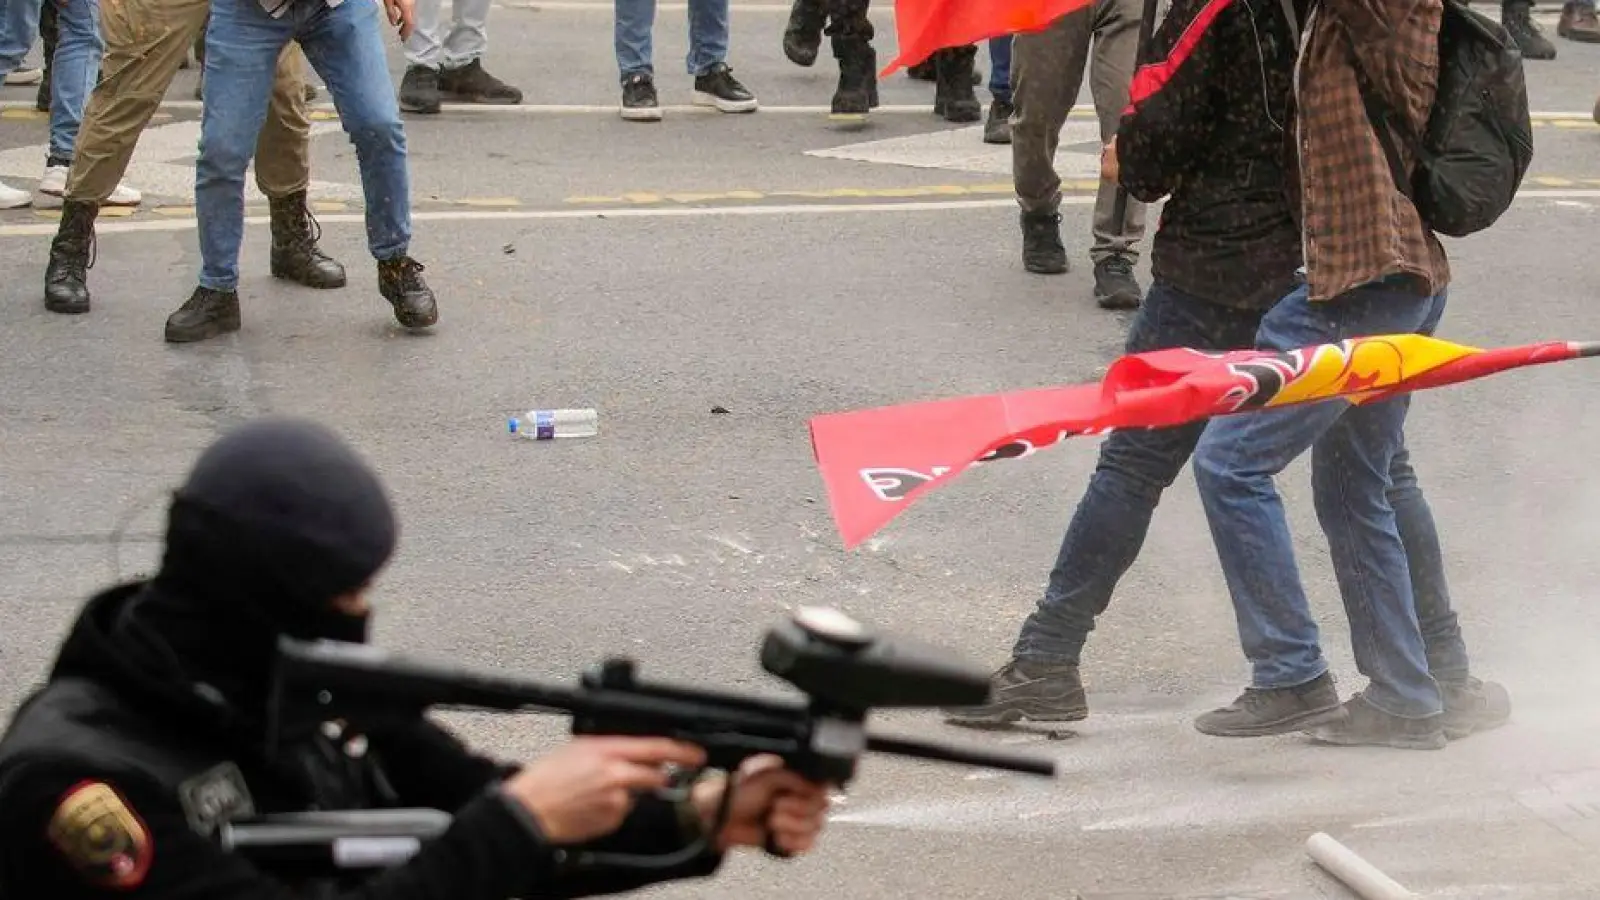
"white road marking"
807,119,1102,177
0,118,357,202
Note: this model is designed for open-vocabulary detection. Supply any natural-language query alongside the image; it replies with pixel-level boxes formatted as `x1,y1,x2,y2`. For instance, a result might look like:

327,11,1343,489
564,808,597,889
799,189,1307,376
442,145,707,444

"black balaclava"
119,417,398,728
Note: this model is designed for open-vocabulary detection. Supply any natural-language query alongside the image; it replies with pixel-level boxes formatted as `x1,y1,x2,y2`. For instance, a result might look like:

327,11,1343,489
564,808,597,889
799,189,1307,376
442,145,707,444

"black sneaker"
399,65,442,114
1021,211,1068,274
1504,1,1557,58
1439,677,1511,740
943,660,1089,728
620,74,662,122
1193,672,1346,737
377,256,439,329
439,59,523,104
164,287,241,343
1307,692,1448,750
1094,254,1143,309
984,99,1013,144
692,62,758,113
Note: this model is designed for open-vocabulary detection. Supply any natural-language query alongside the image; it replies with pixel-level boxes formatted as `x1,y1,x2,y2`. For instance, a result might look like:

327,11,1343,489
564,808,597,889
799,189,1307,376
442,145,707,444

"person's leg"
1086,0,1144,308
0,0,45,206
296,0,437,330
781,0,824,67
614,0,661,120
40,0,104,171
44,0,208,313
983,35,1013,144
1011,10,1092,275
398,0,447,112
687,0,755,112
35,0,56,111
823,0,875,119
436,0,521,104
255,41,347,290
943,285,1265,727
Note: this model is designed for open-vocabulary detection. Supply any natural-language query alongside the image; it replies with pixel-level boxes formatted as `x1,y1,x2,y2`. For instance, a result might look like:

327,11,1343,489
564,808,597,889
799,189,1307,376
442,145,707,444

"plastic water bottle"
508,409,599,440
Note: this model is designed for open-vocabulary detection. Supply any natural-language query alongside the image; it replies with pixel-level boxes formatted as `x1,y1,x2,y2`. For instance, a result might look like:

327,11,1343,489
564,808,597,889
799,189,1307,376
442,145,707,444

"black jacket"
1117,0,1306,310
0,584,722,899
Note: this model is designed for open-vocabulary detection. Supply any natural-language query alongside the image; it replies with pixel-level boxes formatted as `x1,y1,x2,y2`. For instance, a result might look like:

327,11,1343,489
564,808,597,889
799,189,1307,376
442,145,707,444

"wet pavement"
4,6,1600,899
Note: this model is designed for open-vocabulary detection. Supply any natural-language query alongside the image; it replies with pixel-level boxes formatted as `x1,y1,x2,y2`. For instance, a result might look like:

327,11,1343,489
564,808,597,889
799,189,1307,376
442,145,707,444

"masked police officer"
0,417,829,897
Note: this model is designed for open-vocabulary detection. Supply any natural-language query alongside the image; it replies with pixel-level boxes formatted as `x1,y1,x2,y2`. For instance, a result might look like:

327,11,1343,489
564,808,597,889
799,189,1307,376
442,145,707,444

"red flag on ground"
882,0,1096,76
809,336,1599,549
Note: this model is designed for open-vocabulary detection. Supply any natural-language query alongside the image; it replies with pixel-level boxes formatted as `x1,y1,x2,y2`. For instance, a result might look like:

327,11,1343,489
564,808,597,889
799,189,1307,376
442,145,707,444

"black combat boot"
165,287,242,343
1504,0,1557,58
942,660,1089,727
377,256,439,329
782,0,824,67
829,35,876,120
932,45,981,123
1021,210,1068,274
269,190,347,289
44,200,97,315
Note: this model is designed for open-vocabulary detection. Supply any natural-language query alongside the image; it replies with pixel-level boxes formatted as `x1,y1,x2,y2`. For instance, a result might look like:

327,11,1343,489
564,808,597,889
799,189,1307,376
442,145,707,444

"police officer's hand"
382,0,417,40
502,736,707,844
691,754,830,854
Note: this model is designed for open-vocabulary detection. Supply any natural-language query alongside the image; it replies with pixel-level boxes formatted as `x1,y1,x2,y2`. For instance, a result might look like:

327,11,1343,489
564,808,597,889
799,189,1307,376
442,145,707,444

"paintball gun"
263,606,1056,870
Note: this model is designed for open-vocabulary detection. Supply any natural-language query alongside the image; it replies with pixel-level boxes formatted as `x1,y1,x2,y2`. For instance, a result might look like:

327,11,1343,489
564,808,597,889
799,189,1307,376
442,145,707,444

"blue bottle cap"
508,417,518,433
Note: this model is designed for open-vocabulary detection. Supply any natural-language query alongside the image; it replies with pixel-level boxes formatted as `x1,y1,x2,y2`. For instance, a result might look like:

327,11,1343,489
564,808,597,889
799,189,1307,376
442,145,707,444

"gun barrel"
866,733,1057,777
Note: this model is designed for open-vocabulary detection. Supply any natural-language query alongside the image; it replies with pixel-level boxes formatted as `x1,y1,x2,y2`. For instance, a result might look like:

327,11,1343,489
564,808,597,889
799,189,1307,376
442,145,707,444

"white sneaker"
105,181,142,206
0,179,30,209
35,165,142,209
4,66,43,86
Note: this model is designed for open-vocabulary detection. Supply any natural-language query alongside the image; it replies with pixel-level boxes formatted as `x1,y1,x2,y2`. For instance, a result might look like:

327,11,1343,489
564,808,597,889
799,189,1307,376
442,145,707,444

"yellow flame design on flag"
1266,335,1481,407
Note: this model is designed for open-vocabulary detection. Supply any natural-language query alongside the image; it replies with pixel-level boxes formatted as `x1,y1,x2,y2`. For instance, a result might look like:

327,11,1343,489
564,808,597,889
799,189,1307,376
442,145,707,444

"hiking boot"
1558,0,1600,40
164,287,241,343
399,65,442,114
44,199,96,314
377,256,439,329
1504,1,1557,58
620,74,662,121
1439,677,1511,739
932,46,981,123
1193,672,1346,737
269,190,347,289
984,98,1014,144
1307,692,1447,750
1094,254,1143,309
782,0,824,67
439,59,523,104
829,36,876,120
1021,211,1068,274
943,660,1089,727
692,62,758,113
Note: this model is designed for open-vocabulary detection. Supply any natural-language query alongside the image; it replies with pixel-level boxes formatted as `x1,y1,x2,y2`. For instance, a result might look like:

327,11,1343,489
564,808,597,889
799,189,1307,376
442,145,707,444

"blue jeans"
989,34,1011,104
45,0,103,161
1013,282,1471,682
1192,277,1450,719
197,0,409,292
614,0,728,80
0,0,40,74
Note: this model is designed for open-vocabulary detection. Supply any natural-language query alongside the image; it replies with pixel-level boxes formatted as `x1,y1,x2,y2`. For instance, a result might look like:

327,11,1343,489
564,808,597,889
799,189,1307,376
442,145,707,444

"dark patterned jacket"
1117,0,1306,310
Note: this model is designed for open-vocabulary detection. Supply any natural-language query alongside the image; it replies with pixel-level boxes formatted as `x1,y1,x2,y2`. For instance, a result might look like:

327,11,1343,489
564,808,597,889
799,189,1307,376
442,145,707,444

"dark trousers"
1010,281,1472,684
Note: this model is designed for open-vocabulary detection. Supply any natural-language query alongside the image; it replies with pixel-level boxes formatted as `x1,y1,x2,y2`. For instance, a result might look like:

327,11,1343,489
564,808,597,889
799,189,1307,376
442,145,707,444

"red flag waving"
809,336,1599,549
882,0,1096,76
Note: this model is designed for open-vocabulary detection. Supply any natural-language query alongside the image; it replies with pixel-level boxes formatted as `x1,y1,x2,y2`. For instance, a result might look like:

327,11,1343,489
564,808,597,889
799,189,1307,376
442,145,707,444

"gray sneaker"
1308,692,1447,751
942,660,1089,727
1194,672,1345,737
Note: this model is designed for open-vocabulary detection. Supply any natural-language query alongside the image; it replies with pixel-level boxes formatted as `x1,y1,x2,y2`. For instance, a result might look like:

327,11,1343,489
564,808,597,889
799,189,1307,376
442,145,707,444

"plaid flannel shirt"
1293,0,1450,302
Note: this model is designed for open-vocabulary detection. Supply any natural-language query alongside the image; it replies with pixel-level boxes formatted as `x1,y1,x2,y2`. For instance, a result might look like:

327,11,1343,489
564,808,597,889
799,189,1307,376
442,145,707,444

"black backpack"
1351,0,1534,237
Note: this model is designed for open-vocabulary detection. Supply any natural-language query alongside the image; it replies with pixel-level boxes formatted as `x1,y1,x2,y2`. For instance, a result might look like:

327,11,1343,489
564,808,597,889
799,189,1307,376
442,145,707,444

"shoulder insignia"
177,762,256,837
46,781,153,890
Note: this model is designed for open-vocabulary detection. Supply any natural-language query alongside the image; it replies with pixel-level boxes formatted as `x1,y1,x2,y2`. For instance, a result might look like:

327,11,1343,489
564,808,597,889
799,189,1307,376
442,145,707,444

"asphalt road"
4,5,1600,899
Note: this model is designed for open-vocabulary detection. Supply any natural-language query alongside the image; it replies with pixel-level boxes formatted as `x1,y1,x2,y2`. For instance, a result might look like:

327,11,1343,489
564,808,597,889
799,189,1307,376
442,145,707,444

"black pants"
822,0,871,41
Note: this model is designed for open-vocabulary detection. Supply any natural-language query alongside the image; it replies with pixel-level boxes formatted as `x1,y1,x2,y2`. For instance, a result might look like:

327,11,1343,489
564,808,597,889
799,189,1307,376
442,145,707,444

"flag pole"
1108,0,1159,248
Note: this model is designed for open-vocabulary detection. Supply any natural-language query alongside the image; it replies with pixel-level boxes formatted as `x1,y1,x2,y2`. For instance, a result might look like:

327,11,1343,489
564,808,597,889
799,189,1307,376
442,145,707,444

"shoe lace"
1100,255,1134,277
